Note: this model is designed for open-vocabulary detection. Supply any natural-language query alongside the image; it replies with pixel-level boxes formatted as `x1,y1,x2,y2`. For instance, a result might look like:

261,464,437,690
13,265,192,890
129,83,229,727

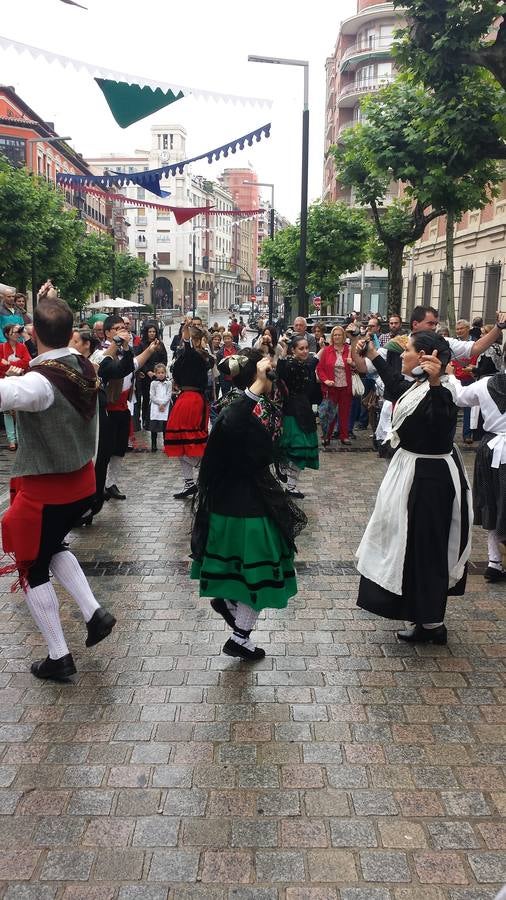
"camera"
113,335,124,347
358,338,370,358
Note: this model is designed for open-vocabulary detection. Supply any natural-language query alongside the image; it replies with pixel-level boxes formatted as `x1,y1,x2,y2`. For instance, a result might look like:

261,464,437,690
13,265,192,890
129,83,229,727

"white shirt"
0,347,80,413
454,375,506,467
447,337,475,361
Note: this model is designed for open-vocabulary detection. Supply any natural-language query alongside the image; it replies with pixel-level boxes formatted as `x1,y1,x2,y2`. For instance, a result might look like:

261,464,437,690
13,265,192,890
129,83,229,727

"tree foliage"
394,0,506,92
101,253,149,300
331,74,504,314
259,201,370,303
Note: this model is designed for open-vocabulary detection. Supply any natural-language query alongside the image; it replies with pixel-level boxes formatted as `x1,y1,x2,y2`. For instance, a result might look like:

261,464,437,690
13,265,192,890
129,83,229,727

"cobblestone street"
0,440,504,899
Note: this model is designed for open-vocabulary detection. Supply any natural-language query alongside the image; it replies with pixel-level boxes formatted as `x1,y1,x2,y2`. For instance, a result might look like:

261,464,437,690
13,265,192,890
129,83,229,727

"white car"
239,304,252,315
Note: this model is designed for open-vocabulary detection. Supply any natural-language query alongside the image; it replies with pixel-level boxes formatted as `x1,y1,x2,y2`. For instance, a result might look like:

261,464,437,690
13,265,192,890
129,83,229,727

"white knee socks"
488,529,503,570
286,462,300,492
25,582,69,660
50,551,100,623
180,455,199,486
230,602,260,651
106,455,123,489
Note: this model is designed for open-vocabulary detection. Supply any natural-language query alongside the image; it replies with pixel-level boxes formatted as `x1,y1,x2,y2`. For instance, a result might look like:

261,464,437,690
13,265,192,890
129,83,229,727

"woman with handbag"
316,325,355,447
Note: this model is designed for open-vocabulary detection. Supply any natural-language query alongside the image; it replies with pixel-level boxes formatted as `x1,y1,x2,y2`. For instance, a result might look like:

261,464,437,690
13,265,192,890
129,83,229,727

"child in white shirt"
149,363,172,452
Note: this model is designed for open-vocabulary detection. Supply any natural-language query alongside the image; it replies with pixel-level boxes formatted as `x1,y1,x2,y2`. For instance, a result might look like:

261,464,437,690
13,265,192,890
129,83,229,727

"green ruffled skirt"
280,415,319,470
191,512,297,611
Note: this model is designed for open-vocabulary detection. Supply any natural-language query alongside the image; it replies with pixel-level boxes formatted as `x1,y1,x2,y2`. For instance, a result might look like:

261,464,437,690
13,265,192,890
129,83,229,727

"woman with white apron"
451,353,506,583
355,331,472,645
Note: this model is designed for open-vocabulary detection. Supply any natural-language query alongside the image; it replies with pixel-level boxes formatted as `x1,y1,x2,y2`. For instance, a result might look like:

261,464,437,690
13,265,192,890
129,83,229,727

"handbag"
352,372,365,397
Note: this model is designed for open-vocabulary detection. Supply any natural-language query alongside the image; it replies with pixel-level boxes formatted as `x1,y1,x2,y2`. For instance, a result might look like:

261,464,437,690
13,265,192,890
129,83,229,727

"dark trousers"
137,375,151,428
28,496,95,588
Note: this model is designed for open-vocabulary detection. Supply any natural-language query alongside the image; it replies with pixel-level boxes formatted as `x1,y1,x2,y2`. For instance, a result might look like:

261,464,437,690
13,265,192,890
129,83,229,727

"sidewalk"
0,443,504,898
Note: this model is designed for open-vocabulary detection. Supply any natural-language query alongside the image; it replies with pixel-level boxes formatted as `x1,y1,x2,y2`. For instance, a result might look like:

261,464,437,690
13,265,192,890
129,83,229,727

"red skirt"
164,390,208,458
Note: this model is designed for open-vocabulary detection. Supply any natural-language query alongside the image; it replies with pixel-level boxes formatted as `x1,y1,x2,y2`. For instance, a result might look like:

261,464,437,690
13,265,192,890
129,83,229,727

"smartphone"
412,364,428,379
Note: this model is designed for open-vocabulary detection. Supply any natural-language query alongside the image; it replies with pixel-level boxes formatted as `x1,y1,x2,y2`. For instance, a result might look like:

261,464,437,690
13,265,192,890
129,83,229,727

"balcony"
338,74,394,106
135,238,147,248
340,37,394,71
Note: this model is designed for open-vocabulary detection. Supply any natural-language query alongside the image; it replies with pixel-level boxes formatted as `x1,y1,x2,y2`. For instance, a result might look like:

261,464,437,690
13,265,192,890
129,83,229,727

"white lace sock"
230,602,260,651
106,455,123,489
286,462,301,492
25,582,69,660
488,530,503,570
180,455,199,485
50,551,100,623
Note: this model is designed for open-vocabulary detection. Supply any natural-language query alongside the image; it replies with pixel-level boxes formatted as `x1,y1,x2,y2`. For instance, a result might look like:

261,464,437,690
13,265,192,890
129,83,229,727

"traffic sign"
313,296,321,308
256,285,263,295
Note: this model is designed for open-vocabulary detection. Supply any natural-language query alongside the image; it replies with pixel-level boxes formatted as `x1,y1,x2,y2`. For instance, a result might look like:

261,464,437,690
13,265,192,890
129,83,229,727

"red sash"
1,462,95,589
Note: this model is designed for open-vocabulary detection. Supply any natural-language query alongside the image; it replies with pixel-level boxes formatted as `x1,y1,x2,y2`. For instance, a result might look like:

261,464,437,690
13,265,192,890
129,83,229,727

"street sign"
313,296,321,308
256,285,263,295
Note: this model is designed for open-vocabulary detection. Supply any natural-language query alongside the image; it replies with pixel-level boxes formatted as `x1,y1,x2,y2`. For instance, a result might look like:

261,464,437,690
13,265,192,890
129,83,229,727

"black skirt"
473,433,506,537
357,454,468,624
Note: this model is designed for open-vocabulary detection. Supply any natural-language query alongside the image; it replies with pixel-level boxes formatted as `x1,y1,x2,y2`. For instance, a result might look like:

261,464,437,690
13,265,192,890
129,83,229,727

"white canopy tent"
86,298,147,310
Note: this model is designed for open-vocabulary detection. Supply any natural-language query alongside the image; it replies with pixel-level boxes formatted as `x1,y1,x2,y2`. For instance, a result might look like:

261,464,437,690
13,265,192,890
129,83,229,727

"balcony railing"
340,37,394,67
135,239,147,248
340,74,394,98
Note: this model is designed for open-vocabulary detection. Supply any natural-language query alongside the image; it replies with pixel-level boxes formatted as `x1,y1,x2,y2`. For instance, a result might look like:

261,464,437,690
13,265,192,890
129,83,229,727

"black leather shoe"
286,488,305,499
104,485,126,501
173,484,197,500
484,566,506,583
86,609,117,648
397,624,447,644
223,638,266,661
211,598,236,628
75,511,93,528
31,653,77,681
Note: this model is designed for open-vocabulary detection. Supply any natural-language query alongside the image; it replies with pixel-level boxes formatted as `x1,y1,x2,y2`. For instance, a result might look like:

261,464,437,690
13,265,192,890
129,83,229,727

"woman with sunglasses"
0,324,31,450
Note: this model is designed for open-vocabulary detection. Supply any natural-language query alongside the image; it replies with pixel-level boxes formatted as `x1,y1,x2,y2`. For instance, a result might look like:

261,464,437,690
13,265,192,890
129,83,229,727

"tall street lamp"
247,55,309,317
244,180,275,324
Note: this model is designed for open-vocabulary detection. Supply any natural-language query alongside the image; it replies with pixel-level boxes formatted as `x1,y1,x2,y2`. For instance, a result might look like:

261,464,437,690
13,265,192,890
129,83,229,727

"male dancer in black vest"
0,295,115,681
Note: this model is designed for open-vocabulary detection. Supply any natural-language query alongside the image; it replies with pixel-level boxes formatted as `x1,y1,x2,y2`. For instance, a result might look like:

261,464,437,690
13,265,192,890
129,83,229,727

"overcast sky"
2,0,357,220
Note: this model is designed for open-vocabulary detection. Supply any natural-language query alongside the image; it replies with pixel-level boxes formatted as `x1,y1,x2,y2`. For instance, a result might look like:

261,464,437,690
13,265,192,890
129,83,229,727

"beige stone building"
402,184,506,324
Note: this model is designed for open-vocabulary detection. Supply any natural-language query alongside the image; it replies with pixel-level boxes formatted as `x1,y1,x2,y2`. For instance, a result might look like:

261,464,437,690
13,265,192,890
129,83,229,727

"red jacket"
316,343,352,392
0,341,31,377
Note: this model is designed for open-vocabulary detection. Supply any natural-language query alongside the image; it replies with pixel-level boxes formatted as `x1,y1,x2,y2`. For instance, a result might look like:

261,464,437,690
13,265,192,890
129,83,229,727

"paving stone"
477,822,506,849
148,850,200,882
0,850,41,880
441,791,491,817
132,816,180,847
118,888,169,900
82,817,135,847
414,852,469,884
163,789,208,816
255,851,305,882
231,820,278,848
304,789,349,817
281,819,328,848
201,850,253,884
378,821,427,849
94,849,145,880
428,822,479,849
307,849,358,882
32,816,86,846
4,888,57,900
351,791,398,816
360,851,410,883
467,852,506,882
330,818,377,848
40,850,95,881
340,891,391,900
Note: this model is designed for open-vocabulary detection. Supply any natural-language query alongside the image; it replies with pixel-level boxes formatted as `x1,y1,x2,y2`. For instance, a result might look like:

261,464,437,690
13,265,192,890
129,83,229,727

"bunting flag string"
0,34,272,127
56,123,272,197
71,186,264,225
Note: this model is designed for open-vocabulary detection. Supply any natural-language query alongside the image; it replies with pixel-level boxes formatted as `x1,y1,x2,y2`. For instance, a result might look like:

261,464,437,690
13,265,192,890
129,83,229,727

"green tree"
61,231,115,308
260,201,370,307
101,252,149,300
332,75,504,317
394,0,506,93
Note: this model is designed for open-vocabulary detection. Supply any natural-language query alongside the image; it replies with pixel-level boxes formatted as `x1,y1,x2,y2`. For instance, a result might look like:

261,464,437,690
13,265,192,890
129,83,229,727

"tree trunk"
446,210,456,335
387,242,404,316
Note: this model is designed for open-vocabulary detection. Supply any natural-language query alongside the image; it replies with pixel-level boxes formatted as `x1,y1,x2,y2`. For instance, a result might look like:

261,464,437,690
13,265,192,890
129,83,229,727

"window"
439,270,448,321
406,275,417,319
137,187,145,201
459,266,474,319
422,272,433,306
157,252,171,265
162,134,168,150
137,252,146,262
169,133,174,150
377,62,393,83
483,262,502,323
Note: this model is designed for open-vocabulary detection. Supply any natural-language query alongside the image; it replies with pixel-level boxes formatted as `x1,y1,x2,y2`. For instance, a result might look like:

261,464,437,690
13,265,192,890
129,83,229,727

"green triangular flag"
95,78,185,128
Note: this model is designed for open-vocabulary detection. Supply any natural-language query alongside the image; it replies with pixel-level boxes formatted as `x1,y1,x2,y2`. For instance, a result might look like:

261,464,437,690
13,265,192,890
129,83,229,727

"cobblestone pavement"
0,434,504,900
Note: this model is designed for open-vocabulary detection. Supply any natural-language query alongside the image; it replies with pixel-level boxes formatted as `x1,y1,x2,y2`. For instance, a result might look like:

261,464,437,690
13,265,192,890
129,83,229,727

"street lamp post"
192,232,197,318
248,55,309,318
244,180,275,324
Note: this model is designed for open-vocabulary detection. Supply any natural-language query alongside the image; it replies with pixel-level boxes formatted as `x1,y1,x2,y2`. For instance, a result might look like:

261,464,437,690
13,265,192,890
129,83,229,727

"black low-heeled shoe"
86,609,117,648
396,624,447,645
31,653,77,682
222,638,266,662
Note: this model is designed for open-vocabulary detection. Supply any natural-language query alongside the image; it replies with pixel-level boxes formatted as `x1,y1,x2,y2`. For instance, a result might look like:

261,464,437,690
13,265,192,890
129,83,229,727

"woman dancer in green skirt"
277,336,320,499
191,350,307,661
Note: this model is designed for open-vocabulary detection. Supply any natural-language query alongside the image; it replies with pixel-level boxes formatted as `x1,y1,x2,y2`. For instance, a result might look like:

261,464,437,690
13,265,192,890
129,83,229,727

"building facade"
322,2,402,316
402,185,506,324
88,130,264,312
0,85,108,237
